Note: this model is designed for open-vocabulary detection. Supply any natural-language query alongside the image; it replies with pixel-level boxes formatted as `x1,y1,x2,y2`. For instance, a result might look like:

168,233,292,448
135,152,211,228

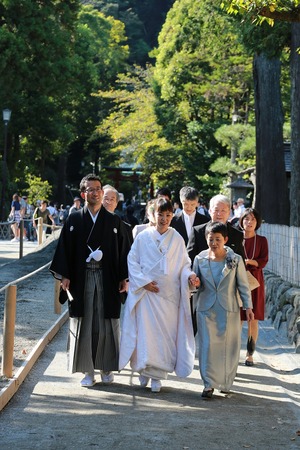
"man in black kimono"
50,174,131,387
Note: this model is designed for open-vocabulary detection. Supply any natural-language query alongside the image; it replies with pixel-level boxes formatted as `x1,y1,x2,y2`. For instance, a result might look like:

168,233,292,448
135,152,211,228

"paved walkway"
0,319,299,450
0,239,39,267
0,238,299,449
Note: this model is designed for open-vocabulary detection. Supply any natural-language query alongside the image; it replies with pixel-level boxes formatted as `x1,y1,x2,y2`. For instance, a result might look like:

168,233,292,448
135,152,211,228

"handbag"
246,271,260,290
237,270,260,307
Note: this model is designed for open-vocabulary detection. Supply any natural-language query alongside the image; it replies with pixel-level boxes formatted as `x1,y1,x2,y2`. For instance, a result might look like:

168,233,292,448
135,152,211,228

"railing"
260,223,300,287
0,218,62,258
0,263,63,379
0,221,12,240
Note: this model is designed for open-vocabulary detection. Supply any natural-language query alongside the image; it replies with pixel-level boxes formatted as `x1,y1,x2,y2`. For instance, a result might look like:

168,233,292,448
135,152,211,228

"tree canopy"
222,0,300,24
0,1,129,211
221,0,300,225
152,0,253,194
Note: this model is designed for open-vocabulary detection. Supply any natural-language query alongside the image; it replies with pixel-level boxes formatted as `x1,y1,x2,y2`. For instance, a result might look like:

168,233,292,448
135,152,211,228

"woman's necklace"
243,234,256,260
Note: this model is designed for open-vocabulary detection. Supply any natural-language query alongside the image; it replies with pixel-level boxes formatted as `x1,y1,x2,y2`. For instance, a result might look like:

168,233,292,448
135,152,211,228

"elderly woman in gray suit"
192,222,254,398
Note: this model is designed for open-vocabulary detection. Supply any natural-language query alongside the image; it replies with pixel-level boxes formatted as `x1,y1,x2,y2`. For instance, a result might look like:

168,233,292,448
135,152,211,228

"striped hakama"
68,263,120,374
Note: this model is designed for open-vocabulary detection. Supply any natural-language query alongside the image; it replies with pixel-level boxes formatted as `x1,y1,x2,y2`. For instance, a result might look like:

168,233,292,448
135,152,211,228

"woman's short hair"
205,221,228,238
239,208,262,230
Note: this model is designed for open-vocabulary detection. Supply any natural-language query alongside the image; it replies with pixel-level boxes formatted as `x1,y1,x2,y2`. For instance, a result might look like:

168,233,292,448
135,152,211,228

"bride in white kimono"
119,198,198,393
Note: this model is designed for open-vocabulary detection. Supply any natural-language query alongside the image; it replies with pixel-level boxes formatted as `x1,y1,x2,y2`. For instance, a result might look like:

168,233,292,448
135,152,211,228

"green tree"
83,0,174,64
152,0,253,193
97,67,185,194
24,174,53,206
222,0,300,225
0,1,129,206
234,17,290,224
61,5,129,199
0,0,81,193
222,0,300,24
214,123,255,165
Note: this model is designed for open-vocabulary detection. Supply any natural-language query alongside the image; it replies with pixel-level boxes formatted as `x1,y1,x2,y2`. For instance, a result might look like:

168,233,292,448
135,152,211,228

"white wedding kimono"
119,227,195,380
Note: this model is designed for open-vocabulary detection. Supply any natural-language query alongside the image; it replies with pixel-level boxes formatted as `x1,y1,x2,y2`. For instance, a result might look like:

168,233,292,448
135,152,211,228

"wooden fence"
260,223,300,287
0,264,67,411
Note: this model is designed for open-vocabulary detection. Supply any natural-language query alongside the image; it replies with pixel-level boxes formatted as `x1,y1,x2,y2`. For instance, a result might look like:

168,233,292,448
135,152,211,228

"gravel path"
0,235,67,390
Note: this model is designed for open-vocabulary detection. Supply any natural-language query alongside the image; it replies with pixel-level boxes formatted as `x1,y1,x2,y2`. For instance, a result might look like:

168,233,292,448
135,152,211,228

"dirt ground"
0,236,66,390
0,237,300,449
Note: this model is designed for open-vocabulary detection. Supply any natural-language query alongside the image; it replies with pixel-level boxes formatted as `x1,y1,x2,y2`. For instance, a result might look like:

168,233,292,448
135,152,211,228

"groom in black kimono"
50,174,131,387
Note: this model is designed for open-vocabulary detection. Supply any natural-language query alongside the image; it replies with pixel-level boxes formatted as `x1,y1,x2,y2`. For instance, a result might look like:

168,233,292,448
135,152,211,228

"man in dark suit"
170,186,209,335
187,194,245,264
171,186,209,246
156,187,172,201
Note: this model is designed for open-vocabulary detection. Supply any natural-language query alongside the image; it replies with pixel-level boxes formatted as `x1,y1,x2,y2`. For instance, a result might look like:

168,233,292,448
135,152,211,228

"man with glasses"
50,174,131,387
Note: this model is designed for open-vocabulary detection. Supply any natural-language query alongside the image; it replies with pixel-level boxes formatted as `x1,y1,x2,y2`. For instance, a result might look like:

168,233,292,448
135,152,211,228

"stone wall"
264,269,300,353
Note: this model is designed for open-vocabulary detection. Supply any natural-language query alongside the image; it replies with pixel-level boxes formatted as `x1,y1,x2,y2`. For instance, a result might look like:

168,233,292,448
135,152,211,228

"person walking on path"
192,221,253,399
9,193,21,241
68,197,82,215
132,199,156,239
119,198,198,393
33,200,55,240
50,174,131,388
239,208,269,367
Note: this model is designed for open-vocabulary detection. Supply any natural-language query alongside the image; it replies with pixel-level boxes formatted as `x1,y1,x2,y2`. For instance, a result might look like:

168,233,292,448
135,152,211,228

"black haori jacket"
50,206,131,318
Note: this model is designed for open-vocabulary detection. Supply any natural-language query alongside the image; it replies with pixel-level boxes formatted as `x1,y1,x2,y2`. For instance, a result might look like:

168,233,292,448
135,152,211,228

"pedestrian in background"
239,208,269,367
33,200,55,241
171,186,209,246
132,199,156,239
9,193,21,241
69,197,82,215
122,205,139,228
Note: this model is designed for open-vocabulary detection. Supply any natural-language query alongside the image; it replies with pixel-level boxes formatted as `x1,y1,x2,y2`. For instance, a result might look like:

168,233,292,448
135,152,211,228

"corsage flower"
225,253,239,270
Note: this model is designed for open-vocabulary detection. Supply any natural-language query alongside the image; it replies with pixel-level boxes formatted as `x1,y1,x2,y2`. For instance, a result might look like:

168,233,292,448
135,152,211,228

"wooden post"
54,279,61,314
2,285,17,378
19,220,24,259
37,217,43,245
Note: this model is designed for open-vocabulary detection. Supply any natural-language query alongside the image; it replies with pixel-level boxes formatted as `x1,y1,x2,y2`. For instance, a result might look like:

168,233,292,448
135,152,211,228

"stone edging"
0,310,68,412
264,269,300,353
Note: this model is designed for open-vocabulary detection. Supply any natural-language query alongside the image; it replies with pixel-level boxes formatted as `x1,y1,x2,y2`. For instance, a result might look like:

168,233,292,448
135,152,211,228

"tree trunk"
56,154,67,206
290,23,300,226
253,53,289,225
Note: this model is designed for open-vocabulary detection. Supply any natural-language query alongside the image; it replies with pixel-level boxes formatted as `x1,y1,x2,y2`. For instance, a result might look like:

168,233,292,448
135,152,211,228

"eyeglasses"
84,187,102,194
